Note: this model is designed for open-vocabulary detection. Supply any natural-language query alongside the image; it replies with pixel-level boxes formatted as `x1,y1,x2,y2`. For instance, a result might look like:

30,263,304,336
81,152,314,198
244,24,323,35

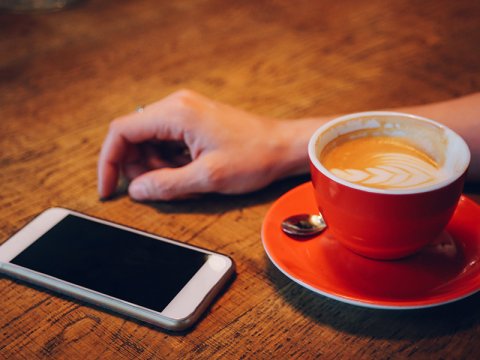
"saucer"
262,182,480,309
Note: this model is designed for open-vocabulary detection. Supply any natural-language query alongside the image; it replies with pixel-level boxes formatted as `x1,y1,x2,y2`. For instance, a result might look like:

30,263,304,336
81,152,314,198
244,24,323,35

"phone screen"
10,215,208,312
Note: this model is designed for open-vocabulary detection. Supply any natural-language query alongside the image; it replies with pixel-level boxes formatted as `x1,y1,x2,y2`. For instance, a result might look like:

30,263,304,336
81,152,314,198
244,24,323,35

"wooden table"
1,0,479,358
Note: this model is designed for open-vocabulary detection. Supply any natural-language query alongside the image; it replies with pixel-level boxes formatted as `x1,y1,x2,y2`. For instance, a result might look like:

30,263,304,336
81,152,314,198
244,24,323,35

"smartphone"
0,207,234,331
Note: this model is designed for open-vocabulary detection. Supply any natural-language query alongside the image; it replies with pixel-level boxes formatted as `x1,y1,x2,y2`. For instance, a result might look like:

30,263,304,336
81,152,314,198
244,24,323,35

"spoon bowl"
281,213,327,237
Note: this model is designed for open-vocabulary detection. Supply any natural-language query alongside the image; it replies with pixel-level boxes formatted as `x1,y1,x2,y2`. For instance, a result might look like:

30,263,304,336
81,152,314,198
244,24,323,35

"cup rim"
308,111,471,195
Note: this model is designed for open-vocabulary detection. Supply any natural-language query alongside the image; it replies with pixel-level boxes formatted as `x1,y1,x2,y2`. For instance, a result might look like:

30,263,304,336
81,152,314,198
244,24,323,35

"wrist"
270,117,331,180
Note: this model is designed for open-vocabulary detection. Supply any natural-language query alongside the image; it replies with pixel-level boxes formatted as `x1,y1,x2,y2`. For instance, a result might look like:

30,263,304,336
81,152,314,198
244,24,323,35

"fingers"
98,90,215,199
98,131,130,199
128,158,216,201
97,109,186,199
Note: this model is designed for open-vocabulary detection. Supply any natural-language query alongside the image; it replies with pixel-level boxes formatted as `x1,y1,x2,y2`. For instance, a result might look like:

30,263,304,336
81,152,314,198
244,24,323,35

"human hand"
98,90,304,201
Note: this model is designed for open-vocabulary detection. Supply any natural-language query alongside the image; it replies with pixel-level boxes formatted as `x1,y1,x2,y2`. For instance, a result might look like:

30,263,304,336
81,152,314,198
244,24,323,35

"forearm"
274,92,480,182
395,93,480,182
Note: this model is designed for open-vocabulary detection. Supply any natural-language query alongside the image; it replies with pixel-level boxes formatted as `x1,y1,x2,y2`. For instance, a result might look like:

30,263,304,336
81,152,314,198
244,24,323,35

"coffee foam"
329,152,447,189
310,112,471,194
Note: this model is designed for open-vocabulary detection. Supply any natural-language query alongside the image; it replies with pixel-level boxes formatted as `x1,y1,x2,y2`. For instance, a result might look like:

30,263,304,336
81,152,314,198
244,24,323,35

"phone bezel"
0,207,234,330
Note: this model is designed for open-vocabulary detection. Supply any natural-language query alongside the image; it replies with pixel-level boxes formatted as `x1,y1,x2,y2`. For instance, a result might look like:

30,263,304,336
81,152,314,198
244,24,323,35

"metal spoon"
281,213,327,237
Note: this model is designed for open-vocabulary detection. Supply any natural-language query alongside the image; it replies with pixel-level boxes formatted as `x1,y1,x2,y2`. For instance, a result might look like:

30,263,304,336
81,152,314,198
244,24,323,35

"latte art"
321,135,446,190
330,153,443,189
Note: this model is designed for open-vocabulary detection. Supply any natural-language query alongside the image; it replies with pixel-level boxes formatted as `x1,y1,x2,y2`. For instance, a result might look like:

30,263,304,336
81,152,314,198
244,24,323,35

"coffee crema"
320,135,446,189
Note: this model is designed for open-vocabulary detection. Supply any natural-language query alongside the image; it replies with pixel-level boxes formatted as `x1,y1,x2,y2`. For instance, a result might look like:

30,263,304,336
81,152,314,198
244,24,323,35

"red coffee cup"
308,111,470,260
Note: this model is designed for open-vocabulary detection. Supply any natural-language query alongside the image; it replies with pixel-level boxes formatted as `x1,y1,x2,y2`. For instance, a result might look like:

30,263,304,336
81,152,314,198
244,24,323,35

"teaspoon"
281,213,327,237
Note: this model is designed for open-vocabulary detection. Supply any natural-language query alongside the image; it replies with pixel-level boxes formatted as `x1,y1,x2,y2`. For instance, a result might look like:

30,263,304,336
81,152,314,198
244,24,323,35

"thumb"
128,160,214,201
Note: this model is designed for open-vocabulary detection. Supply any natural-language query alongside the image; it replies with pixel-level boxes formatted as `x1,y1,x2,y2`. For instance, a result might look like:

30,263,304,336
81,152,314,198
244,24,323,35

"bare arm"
98,91,479,200
277,93,480,182
396,93,480,182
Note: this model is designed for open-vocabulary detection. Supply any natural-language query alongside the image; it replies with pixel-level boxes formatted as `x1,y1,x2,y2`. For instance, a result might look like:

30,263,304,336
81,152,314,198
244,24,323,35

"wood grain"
1,0,479,358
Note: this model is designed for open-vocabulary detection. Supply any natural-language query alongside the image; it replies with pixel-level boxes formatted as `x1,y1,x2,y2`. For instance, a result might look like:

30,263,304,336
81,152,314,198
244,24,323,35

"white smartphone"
0,207,235,331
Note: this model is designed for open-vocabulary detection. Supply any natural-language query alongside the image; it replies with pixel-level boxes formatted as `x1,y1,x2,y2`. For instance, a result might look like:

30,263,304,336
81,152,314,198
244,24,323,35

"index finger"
97,109,184,199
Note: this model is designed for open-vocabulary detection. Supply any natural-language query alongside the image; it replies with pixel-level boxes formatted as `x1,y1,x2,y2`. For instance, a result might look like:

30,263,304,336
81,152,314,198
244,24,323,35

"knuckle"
108,116,126,134
108,119,120,133
167,89,199,109
160,90,202,127
172,88,196,101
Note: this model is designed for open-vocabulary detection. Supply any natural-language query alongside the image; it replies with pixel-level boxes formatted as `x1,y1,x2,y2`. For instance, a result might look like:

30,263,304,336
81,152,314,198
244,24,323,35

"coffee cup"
308,111,470,260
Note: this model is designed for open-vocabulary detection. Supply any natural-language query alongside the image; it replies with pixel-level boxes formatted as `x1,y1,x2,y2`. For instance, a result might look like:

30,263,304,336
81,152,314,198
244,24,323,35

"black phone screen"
11,215,208,312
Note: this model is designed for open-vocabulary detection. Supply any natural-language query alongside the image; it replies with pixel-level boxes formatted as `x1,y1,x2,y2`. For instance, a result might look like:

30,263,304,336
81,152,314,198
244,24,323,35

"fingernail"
129,182,148,200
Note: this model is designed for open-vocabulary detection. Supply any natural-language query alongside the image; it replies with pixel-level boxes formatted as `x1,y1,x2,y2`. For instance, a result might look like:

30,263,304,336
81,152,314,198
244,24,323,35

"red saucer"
262,182,480,309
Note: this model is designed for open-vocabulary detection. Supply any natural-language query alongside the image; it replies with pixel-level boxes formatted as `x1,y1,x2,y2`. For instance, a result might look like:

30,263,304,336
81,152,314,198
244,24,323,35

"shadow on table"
464,182,480,195
1,272,236,336
106,175,479,217
266,259,480,340
142,175,311,215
